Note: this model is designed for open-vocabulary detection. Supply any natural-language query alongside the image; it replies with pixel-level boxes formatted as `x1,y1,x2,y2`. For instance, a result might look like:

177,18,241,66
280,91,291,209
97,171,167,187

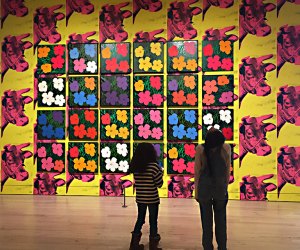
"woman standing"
194,128,231,250
129,143,163,250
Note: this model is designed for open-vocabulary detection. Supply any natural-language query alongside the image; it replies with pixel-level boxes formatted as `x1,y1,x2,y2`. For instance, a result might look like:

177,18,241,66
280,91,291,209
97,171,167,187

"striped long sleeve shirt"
134,163,163,204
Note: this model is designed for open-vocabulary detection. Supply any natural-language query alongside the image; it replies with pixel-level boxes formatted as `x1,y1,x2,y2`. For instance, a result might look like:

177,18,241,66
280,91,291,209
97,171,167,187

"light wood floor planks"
0,195,299,250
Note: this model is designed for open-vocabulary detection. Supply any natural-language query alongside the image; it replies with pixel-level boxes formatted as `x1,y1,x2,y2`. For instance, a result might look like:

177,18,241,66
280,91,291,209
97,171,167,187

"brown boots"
149,234,162,250
129,232,144,250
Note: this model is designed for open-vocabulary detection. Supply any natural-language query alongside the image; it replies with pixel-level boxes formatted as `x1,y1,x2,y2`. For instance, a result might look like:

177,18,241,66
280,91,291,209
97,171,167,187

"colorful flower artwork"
202,75,234,106
133,42,164,73
133,75,164,107
167,109,198,141
167,41,198,73
37,45,66,75
100,43,131,74
167,143,197,175
37,77,66,107
100,76,130,107
68,76,98,108
100,143,130,173
37,143,65,173
133,143,164,168
202,109,234,140
100,109,130,140
37,110,65,140
68,43,98,74
68,142,99,174
202,40,233,72
69,109,98,141
167,74,198,107
133,109,164,140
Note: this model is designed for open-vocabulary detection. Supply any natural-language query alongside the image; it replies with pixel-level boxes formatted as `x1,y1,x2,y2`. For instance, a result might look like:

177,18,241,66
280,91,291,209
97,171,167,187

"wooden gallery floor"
0,196,299,250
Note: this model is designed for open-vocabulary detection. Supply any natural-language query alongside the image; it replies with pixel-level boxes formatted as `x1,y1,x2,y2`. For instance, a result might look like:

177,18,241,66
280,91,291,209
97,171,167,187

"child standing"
129,143,163,250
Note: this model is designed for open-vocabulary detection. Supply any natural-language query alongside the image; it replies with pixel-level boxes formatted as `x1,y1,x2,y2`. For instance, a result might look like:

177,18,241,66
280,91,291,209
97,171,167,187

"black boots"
149,234,162,250
129,232,144,250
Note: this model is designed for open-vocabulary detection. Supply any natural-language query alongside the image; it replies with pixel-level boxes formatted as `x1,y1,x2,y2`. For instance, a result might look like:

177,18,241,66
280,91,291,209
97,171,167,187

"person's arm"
194,145,203,201
223,144,232,184
153,165,163,188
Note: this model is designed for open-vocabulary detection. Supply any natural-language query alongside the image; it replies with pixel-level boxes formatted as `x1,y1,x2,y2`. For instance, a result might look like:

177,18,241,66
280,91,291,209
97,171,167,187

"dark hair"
129,143,158,173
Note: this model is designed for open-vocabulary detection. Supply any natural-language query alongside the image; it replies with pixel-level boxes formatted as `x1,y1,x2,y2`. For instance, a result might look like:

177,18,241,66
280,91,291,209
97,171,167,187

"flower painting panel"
68,76,98,108
68,43,98,74
133,109,164,141
100,109,131,141
100,43,131,74
167,74,198,107
37,77,66,107
100,76,130,107
133,42,164,73
167,41,198,73
37,45,66,75
68,142,99,174
133,143,164,168
202,40,233,72
100,143,130,174
133,75,164,108
202,75,234,107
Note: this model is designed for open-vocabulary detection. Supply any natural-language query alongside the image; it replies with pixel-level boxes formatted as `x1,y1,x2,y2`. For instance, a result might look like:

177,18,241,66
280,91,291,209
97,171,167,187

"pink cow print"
239,55,276,107
277,0,300,16
240,174,277,200
134,29,166,43
33,5,65,51
133,0,163,23
34,173,65,195
167,0,202,41
1,0,28,28
99,2,132,43
239,0,276,49
277,146,300,196
239,114,276,166
168,176,194,198
1,33,33,82
277,25,300,77
277,85,300,136
1,88,33,136
67,31,98,44
66,0,94,26
1,143,33,191
203,0,234,20
203,26,239,42
66,170,95,193
100,174,133,196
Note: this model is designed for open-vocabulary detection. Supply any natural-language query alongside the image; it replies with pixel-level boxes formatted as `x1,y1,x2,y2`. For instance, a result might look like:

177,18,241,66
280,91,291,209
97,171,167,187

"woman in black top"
129,143,163,250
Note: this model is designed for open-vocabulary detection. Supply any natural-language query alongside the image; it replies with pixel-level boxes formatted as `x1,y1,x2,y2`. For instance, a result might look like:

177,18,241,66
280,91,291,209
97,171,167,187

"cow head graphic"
66,168,95,193
203,0,234,20
100,174,133,196
239,114,276,166
277,146,300,197
133,0,163,23
1,0,28,28
1,143,33,191
66,0,94,26
1,88,33,136
99,2,132,43
277,25,300,77
167,0,202,41
67,31,98,44
168,175,194,198
34,172,65,195
134,29,166,43
239,0,276,49
203,26,238,42
277,0,300,17
33,5,65,51
239,55,276,107
277,85,300,136
1,33,33,82
240,174,277,200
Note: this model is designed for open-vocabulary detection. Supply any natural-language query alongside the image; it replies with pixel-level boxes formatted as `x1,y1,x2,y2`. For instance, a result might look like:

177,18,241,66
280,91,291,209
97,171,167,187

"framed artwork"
133,75,164,108
68,43,98,74
68,142,99,174
133,143,164,168
37,110,65,140
100,76,130,107
167,109,198,141
68,76,98,108
133,42,164,73
167,74,198,107
37,45,66,75
37,77,66,107
100,43,131,74
202,40,233,72
167,40,198,73
69,109,98,141
100,109,130,140
133,109,164,140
